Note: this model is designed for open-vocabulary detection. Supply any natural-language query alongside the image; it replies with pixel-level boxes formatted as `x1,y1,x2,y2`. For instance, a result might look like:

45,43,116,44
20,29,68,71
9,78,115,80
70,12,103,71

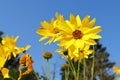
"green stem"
77,60,80,80
47,60,51,80
91,46,95,80
41,42,47,76
33,70,40,80
83,58,86,80
67,58,76,80
10,76,16,80
65,68,69,80
77,48,80,80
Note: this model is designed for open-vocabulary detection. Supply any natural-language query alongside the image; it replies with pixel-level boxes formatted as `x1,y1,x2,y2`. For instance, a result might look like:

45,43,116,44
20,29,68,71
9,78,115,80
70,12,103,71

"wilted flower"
18,54,34,80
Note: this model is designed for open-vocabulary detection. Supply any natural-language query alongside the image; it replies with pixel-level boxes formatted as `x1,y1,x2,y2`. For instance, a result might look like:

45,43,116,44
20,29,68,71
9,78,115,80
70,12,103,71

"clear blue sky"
0,0,120,79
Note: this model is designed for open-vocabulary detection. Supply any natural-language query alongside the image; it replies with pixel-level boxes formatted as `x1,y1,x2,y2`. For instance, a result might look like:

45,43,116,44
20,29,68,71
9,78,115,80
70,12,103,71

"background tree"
60,40,116,80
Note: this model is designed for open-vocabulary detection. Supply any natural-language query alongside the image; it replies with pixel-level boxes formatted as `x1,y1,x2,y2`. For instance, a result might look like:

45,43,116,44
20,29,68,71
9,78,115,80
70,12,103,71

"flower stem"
10,76,16,80
33,70,40,80
65,67,69,80
67,58,76,80
91,46,95,80
83,58,86,80
41,42,47,76
77,48,80,80
47,60,51,80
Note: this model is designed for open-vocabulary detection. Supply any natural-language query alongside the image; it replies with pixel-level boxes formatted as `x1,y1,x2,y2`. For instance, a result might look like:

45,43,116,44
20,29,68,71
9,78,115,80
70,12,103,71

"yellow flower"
36,12,64,44
56,44,93,62
71,45,94,62
55,14,102,50
1,35,31,59
113,66,120,74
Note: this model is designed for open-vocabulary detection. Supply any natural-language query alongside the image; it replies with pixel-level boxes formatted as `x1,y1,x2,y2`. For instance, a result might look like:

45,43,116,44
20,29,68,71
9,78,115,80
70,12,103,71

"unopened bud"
43,51,53,60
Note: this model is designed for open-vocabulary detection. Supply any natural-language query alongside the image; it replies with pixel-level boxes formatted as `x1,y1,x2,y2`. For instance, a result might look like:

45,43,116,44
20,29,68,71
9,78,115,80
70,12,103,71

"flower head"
70,45,94,62
36,12,64,44
1,35,31,59
55,14,102,50
43,51,53,60
19,54,34,80
62,63,69,69
56,44,93,62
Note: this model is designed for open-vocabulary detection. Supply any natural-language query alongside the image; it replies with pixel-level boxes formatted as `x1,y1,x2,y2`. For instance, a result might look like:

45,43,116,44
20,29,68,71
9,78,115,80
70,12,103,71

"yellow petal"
90,34,102,39
56,12,64,21
66,20,75,31
85,39,96,45
0,57,7,68
82,15,90,25
41,21,52,30
86,50,94,55
15,36,19,42
39,36,48,42
45,37,54,45
76,15,82,28
70,14,77,25
84,26,102,34
74,40,84,49
54,36,62,42
36,28,50,36
88,18,96,27
84,44,90,50
113,66,120,74
24,45,31,50
54,20,73,34
1,68,10,78
65,39,75,49
83,34,102,40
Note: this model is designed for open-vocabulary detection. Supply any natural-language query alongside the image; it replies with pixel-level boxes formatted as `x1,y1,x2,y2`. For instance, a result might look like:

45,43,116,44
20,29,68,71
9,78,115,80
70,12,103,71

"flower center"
53,28,59,34
72,30,83,39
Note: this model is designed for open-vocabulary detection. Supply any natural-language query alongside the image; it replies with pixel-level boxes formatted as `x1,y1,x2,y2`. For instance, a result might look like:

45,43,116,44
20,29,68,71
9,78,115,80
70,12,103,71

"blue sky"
0,0,120,79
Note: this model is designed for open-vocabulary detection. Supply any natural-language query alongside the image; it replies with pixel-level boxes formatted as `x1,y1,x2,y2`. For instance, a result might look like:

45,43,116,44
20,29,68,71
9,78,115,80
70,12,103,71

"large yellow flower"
55,14,102,49
36,13,64,44
1,35,31,59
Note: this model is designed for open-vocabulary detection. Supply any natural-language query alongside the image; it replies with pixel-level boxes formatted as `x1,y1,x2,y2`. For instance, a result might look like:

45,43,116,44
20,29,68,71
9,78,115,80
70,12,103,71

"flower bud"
43,51,53,60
